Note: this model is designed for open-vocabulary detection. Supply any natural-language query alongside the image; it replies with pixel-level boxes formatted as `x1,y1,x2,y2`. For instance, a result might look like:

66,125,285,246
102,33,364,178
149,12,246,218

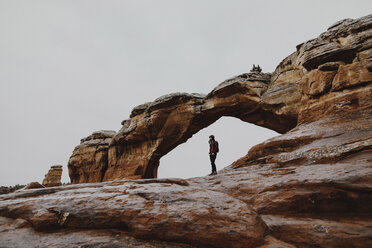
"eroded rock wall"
232,14,372,168
68,130,116,184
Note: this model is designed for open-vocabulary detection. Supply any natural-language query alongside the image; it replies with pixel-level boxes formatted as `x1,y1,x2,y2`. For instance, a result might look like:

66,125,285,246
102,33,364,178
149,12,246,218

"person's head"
209,135,215,141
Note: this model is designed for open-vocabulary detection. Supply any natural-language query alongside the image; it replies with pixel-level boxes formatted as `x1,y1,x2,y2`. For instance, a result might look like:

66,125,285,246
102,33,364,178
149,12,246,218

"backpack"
215,141,219,153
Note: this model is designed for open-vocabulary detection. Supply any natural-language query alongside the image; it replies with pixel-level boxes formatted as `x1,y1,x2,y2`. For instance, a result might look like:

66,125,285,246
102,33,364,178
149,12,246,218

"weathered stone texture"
42,165,63,187
68,130,116,184
24,182,45,190
0,179,268,248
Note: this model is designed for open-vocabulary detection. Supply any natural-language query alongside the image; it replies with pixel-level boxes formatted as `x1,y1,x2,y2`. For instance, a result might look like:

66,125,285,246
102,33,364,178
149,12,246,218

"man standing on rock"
209,135,219,175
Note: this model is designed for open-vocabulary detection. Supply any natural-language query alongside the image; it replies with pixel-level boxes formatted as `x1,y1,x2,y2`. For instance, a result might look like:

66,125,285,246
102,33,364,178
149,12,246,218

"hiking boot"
209,172,217,176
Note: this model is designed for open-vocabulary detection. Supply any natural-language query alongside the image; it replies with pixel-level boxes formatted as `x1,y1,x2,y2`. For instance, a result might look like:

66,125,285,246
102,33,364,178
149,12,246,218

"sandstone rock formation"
1,15,371,248
24,182,45,190
68,130,116,184
68,64,296,182
105,74,296,180
42,165,63,187
67,72,296,182
67,15,371,183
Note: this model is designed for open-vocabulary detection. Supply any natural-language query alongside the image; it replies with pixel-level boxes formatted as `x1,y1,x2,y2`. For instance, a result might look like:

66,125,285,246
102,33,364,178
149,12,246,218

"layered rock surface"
0,179,268,248
1,15,372,248
68,130,116,184
42,165,63,187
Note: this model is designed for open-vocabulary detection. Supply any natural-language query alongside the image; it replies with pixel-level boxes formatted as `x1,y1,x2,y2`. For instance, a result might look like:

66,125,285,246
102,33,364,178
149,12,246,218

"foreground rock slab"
1,148,370,247
0,178,267,248
0,217,194,248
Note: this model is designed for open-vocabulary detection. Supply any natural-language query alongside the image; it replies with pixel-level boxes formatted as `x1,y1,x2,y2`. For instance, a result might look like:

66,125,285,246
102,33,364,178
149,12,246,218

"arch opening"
158,117,279,179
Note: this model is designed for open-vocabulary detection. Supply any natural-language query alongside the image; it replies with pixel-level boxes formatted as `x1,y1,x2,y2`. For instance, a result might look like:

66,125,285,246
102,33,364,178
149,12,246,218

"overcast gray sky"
0,1,371,186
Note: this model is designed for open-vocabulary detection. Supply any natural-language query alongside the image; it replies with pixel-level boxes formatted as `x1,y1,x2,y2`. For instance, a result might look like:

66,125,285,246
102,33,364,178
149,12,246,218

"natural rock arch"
103,72,297,180
68,71,299,183
69,14,372,183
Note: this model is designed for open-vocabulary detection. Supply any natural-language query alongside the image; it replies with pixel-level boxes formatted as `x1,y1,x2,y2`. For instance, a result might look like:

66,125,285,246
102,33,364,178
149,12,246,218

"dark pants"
209,154,217,172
